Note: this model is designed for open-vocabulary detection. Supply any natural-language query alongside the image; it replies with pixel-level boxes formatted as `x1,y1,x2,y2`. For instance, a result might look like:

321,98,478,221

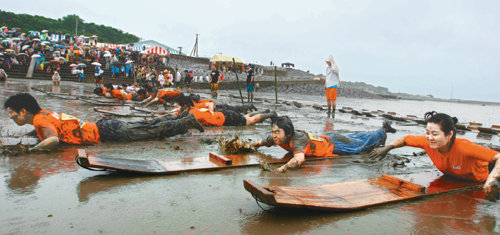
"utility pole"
190,34,199,57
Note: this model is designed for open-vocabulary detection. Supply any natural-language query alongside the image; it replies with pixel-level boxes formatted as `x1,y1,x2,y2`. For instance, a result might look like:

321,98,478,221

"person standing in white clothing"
324,55,340,118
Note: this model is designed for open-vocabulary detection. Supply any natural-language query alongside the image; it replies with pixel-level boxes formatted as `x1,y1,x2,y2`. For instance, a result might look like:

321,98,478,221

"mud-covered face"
426,122,453,152
7,108,29,126
271,125,287,145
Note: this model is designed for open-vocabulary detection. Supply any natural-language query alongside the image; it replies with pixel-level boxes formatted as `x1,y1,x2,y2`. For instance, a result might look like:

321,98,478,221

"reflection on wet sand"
403,191,498,234
77,174,160,202
4,146,80,194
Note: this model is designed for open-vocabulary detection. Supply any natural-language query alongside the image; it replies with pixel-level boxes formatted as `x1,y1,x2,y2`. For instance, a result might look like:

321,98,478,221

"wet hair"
4,93,42,114
271,116,294,140
173,94,193,108
93,87,103,95
136,89,146,96
188,93,201,103
424,111,458,148
104,83,114,90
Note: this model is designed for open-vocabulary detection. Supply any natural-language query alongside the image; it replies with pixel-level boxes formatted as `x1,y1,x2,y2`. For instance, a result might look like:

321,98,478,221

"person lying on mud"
188,94,257,114
369,111,500,198
3,93,204,151
251,116,396,173
93,87,147,102
141,87,183,107
173,95,276,126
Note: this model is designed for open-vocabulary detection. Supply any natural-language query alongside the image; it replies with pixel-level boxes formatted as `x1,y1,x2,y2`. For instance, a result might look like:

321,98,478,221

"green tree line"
0,10,139,44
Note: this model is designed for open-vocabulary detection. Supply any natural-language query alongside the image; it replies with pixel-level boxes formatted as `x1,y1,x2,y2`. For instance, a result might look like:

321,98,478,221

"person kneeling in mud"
4,93,204,151
251,116,396,173
173,95,276,126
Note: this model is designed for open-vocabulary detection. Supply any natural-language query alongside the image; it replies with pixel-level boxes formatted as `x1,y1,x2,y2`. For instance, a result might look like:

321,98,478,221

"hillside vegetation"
0,11,139,44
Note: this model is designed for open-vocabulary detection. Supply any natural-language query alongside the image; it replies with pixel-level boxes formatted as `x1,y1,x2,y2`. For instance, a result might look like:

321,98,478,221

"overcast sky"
3,0,500,102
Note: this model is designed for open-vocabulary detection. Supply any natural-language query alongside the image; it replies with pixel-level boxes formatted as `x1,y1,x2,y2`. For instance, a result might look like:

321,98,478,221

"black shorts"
221,110,246,126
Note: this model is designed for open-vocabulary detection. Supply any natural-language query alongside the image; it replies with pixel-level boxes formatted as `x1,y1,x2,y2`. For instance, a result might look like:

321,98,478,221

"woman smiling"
370,111,500,196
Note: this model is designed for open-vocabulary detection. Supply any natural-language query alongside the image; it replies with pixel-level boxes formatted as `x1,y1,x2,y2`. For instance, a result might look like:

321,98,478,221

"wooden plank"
244,172,481,211
75,152,341,174
478,127,498,135
209,152,232,165
243,180,277,204
381,174,426,192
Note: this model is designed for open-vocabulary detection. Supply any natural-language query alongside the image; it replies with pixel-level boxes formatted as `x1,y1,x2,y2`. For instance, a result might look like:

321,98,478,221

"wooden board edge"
76,149,90,166
209,152,233,165
243,180,277,204
381,174,426,193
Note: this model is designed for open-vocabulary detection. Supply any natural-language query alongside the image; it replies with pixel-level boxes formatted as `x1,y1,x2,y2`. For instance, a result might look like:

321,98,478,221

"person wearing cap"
324,55,340,118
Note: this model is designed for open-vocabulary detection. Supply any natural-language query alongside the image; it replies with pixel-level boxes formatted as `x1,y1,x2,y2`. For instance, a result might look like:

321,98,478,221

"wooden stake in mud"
274,66,278,104
232,58,244,105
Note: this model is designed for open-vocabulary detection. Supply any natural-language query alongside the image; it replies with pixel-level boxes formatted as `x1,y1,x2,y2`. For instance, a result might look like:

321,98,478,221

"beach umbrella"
17,53,28,57
69,63,77,67
125,60,134,64
5,49,14,52
92,62,102,66
21,45,30,50
31,54,41,58
77,63,86,67
32,38,40,41
41,30,48,33
2,39,12,43
0,52,3,56
11,38,21,41
103,53,111,57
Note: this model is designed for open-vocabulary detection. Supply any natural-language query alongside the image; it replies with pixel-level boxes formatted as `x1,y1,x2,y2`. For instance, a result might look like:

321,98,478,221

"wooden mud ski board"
75,149,339,174
243,171,481,211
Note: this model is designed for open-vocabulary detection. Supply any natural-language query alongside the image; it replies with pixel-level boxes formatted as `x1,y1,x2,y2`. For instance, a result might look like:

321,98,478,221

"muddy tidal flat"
1,79,499,234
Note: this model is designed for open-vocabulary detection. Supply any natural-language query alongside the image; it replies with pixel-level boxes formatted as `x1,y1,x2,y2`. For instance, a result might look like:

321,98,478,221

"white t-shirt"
325,64,340,89
158,74,165,86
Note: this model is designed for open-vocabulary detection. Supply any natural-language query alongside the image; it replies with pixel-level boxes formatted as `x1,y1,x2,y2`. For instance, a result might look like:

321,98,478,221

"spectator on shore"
209,65,220,98
246,65,255,103
0,68,8,81
51,71,60,86
324,55,340,118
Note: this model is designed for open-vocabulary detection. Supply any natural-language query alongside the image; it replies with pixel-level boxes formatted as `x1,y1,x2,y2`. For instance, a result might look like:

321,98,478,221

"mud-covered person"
369,111,500,200
251,116,396,173
4,93,204,151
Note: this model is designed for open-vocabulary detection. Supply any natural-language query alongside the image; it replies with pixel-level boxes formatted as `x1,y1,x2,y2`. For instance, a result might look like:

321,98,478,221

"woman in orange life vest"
141,87,183,107
4,93,204,151
251,116,395,173
369,111,500,197
173,94,276,126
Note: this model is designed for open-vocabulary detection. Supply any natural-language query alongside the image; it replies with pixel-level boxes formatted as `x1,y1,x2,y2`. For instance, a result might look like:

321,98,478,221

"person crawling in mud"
187,94,257,114
251,116,396,173
173,94,276,126
369,111,500,199
93,87,147,102
4,93,204,151
141,87,183,107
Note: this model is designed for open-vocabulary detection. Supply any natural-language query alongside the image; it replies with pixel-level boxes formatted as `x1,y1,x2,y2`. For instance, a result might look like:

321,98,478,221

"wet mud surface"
0,79,499,234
